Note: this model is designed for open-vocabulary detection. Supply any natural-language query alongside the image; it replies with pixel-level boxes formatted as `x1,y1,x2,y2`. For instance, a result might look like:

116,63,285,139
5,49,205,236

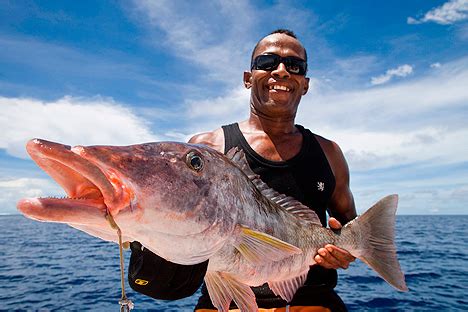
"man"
129,29,357,311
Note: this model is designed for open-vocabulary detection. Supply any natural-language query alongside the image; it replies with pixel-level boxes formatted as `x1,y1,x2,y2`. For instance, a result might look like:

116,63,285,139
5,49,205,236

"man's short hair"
250,29,308,67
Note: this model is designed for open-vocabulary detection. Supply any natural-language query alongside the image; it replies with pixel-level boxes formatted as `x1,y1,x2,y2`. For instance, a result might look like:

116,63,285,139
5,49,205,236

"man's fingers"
316,247,342,269
325,245,355,261
314,245,356,270
315,254,335,269
325,245,356,266
328,217,342,230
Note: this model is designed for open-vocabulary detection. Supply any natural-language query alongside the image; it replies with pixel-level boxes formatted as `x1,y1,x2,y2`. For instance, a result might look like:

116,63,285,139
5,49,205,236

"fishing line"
106,213,134,311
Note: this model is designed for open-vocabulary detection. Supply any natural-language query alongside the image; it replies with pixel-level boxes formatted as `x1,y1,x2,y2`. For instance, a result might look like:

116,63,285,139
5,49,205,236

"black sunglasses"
251,54,307,76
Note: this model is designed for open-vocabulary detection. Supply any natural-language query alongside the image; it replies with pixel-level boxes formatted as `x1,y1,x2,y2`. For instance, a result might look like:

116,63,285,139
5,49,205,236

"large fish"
18,139,407,311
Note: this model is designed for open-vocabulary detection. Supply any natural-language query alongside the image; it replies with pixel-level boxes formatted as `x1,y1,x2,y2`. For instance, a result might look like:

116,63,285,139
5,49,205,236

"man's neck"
236,111,303,161
245,111,298,137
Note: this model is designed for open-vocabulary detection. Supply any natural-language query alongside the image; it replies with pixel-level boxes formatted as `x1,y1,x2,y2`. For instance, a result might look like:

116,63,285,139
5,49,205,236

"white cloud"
354,185,468,215
408,0,468,25
431,62,442,68
324,127,467,171
129,0,255,85
0,96,158,159
371,64,413,85
406,17,419,24
452,186,468,199
184,86,250,133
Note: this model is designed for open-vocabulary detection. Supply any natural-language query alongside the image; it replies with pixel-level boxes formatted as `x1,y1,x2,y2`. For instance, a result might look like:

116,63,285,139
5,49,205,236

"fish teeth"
40,196,91,200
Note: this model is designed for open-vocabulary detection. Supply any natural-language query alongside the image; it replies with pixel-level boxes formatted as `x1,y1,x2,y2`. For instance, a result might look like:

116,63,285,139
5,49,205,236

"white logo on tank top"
317,182,325,192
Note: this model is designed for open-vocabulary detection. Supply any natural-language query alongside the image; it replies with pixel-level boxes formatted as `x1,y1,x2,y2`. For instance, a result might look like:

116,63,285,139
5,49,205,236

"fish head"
17,139,242,249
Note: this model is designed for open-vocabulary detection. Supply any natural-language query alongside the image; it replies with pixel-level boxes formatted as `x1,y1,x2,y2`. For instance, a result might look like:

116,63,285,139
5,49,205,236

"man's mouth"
268,84,290,92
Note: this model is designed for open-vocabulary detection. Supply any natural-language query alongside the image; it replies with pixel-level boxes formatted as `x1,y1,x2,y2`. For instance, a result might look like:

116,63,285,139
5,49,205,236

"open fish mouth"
17,139,128,224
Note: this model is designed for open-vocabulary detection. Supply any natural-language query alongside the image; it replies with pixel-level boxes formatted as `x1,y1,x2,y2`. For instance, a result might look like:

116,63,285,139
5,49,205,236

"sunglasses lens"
286,64,301,75
285,57,306,75
253,54,307,75
254,55,279,71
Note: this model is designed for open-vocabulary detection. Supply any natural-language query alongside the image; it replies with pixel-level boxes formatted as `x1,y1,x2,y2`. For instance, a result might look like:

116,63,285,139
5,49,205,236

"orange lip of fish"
17,138,134,223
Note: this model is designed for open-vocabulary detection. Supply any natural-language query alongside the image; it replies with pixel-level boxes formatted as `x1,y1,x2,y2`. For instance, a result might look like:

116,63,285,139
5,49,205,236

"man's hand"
314,217,355,269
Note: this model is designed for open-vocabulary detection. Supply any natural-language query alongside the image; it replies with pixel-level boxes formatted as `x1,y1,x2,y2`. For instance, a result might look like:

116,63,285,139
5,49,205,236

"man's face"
245,33,310,118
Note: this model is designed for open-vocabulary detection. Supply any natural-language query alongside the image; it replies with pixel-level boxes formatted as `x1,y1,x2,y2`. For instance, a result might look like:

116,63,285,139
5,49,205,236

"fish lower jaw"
20,197,107,209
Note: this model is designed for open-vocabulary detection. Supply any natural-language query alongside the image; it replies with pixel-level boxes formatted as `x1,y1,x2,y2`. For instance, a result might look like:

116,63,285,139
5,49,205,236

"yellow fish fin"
236,226,302,265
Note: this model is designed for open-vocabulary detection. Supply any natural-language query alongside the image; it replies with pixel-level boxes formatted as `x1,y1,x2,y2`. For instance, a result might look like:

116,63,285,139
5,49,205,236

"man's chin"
265,98,297,110
252,95,298,115
255,103,297,118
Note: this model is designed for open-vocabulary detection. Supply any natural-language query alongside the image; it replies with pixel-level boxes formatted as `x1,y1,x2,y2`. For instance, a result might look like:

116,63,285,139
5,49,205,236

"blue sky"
1,0,467,214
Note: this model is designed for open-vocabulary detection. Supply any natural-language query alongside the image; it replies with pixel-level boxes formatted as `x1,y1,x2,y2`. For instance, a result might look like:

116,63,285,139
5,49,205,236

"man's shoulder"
307,131,347,175
312,133,340,153
298,126,335,151
309,133,350,186
188,128,225,153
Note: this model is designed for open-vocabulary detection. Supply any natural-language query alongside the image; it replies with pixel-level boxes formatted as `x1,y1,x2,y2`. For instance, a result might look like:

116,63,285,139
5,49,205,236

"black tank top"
223,123,335,226
196,123,341,310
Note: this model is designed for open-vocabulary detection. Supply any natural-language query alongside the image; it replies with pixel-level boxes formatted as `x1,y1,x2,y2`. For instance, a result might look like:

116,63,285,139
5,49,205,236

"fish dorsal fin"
236,226,302,265
263,190,322,225
226,147,321,225
205,271,257,312
268,271,308,302
226,147,258,180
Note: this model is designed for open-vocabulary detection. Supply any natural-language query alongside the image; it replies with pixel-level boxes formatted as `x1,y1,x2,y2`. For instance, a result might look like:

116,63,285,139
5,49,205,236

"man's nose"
271,63,290,79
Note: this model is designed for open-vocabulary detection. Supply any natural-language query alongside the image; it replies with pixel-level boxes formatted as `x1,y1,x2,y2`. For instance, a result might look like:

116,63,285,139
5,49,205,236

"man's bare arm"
315,137,357,269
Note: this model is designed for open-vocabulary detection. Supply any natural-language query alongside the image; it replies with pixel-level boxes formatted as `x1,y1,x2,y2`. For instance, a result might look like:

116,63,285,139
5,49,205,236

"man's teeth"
269,85,290,91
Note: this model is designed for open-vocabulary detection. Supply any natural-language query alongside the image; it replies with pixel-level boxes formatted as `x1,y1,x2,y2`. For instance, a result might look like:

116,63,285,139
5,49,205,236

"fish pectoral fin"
268,271,308,302
236,226,302,265
204,271,257,312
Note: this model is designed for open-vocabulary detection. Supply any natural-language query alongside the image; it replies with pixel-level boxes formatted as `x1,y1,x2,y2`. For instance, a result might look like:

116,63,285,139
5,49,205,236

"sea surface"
1,215,467,311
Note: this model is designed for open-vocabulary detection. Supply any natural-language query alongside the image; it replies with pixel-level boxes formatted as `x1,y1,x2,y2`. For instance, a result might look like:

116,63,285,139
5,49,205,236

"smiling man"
128,29,357,311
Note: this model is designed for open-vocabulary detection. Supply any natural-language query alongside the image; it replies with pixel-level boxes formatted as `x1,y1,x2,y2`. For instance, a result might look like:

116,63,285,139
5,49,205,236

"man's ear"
303,77,310,95
243,71,252,89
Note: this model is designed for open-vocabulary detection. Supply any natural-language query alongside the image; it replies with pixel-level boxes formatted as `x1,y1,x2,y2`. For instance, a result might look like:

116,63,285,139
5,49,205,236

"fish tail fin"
340,194,408,291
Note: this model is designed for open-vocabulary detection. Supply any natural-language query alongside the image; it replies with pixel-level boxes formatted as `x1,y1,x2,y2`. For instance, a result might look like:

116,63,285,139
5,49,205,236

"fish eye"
186,151,204,172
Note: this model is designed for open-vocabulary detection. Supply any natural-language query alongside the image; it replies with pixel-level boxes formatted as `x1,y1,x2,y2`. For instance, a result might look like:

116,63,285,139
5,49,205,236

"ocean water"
1,215,467,311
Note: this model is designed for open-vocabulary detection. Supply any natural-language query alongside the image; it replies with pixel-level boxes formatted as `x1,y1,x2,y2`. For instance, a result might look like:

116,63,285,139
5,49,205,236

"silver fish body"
17,139,407,312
